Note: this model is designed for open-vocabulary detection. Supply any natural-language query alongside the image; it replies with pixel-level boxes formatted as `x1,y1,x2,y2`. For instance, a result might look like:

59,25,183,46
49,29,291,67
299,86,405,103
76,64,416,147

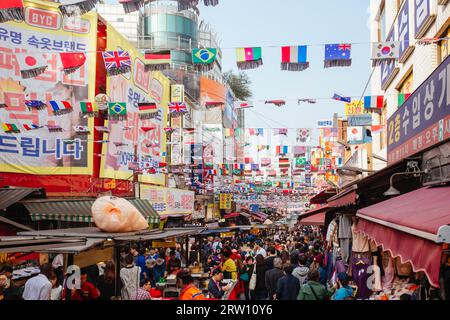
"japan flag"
16,53,48,79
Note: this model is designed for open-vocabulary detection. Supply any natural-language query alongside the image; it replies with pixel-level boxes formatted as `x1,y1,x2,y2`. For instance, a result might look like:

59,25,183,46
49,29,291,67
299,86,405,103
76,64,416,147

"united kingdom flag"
102,50,132,76
168,102,188,115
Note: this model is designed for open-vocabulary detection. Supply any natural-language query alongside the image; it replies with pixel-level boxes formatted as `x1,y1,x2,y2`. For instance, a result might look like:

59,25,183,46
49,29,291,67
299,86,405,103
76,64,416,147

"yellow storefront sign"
219,193,232,210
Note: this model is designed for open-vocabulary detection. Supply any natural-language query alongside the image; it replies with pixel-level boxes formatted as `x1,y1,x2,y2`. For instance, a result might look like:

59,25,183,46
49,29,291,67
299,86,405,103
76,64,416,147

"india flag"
363,96,384,109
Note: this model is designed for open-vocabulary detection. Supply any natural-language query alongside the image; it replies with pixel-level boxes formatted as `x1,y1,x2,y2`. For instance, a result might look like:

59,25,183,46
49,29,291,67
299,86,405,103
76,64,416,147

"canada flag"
16,53,48,79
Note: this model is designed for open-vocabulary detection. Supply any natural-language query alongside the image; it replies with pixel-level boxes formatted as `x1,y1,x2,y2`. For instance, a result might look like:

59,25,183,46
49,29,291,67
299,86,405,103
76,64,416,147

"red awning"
298,212,325,226
309,189,336,204
356,186,450,287
327,186,357,208
224,213,240,219
301,204,330,219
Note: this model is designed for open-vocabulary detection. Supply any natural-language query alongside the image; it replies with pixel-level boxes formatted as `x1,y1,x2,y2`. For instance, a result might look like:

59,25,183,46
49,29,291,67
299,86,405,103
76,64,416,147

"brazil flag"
192,48,217,65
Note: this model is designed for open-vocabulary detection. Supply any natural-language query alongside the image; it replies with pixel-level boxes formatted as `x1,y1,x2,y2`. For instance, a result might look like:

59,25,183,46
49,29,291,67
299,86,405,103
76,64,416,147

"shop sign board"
140,185,194,215
387,55,450,163
348,114,372,126
219,193,232,210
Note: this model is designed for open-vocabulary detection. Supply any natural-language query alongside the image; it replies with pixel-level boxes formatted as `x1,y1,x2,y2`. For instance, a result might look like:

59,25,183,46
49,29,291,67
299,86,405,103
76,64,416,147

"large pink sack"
92,196,148,233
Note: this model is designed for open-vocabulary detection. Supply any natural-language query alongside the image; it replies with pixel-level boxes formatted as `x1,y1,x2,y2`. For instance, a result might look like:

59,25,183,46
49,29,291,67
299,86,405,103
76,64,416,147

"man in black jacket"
265,258,284,300
276,265,300,300
265,247,277,270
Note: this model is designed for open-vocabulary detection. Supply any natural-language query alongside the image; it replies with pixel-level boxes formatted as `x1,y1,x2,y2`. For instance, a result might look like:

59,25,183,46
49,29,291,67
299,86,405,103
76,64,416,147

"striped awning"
22,198,160,224
0,187,40,210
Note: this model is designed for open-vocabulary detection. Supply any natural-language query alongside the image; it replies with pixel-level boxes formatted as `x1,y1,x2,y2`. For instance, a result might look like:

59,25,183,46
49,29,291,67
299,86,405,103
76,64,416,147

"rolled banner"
204,101,224,109
265,100,286,107
58,0,99,17
73,125,90,135
47,125,63,132
0,0,25,24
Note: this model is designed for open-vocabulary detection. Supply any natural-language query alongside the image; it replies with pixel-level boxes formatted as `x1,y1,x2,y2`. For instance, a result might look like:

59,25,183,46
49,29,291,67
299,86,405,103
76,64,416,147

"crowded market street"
0,0,450,306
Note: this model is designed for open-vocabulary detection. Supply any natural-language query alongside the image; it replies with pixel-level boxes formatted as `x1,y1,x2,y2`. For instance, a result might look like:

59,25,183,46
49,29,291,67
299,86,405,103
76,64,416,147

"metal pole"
185,235,189,266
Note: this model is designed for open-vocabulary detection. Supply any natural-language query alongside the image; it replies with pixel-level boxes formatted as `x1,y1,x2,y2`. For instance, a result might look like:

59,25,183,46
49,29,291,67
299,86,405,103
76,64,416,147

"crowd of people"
0,225,359,300
192,226,356,300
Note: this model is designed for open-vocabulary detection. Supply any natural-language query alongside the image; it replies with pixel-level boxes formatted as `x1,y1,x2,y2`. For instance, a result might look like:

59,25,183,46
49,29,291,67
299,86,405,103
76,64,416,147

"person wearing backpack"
292,255,309,287
297,269,333,300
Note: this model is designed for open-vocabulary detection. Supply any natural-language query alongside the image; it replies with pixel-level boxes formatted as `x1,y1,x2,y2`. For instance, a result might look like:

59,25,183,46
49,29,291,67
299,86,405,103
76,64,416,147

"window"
439,27,450,63
398,72,413,96
117,17,124,23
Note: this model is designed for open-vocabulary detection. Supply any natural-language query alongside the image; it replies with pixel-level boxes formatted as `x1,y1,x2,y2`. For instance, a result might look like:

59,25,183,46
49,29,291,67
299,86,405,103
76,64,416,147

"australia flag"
324,43,352,68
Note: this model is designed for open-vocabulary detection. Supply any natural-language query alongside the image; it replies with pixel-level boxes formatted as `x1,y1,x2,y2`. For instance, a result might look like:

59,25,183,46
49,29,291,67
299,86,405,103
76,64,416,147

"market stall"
354,186,450,299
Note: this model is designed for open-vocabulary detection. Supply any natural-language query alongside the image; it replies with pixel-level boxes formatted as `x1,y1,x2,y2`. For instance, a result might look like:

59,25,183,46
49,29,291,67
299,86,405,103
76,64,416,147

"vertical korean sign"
387,55,450,163
381,27,398,90
219,193,232,210
0,1,96,174
398,0,412,62
100,23,169,185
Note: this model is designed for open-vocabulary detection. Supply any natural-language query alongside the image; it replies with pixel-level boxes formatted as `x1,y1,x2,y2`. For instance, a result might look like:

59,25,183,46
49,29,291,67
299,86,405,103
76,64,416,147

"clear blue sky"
200,0,371,139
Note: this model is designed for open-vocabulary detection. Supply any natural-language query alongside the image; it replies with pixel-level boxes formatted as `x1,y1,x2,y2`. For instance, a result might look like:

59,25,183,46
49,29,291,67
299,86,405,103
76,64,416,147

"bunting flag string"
138,102,158,119
108,102,127,120
192,48,217,71
102,50,132,76
118,0,144,14
50,101,73,116
25,100,47,111
58,0,99,17
0,0,25,24
236,47,263,70
144,50,171,71
60,52,87,74
281,45,309,71
371,41,400,67
17,53,48,79
80,102,98,117
324,43,352,68
265,100,286,107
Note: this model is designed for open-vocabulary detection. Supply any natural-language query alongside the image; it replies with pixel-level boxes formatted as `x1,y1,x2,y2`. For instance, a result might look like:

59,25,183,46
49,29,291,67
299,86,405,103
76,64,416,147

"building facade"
370,0,450,170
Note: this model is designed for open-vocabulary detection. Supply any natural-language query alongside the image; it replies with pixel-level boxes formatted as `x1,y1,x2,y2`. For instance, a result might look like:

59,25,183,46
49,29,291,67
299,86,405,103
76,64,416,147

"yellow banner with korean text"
0,0,96,175
100,22,169,186
344,100,369,117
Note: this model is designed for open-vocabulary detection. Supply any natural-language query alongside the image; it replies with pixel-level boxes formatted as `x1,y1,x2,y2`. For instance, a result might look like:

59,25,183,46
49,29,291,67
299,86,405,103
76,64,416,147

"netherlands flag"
364,96,384,109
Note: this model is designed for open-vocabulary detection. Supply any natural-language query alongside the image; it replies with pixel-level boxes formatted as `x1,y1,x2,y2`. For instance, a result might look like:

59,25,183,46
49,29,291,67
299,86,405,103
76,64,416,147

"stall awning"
0,187,39,210
327,185,357,208
298,212,326,226
224,213,240,219
300,204,330,219
356,186,450,287
309,189,336,205
21,198,160,224
0,236,88,253
114,227,205,241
